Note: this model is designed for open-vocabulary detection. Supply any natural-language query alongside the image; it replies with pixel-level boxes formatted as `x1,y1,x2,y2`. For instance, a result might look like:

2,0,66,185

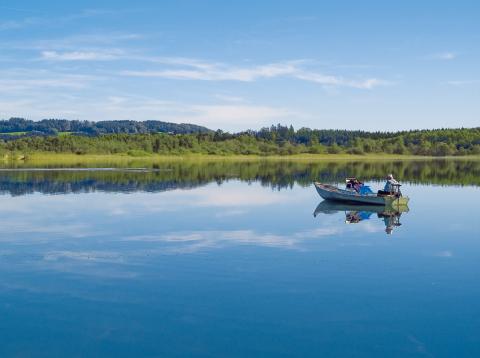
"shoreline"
1,152,480,166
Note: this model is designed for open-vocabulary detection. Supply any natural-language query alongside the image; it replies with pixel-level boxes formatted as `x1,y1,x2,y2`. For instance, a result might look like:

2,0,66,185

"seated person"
346,178,363,192
378,174,399,195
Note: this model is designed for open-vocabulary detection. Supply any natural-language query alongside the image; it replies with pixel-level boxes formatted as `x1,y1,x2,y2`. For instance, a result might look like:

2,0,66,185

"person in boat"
378,174,400,195
346,177,363,193
346,178,375,195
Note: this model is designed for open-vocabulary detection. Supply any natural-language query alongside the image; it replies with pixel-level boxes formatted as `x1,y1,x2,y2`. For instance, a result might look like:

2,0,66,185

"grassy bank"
1,152,479,168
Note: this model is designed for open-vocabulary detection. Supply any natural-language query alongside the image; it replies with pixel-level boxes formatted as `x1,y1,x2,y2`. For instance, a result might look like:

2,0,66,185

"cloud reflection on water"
123,228,339,253
0,180,413,282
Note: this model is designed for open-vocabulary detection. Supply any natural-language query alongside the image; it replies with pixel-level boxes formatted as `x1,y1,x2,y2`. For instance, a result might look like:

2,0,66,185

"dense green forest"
0,117,210,136
1,119,479,156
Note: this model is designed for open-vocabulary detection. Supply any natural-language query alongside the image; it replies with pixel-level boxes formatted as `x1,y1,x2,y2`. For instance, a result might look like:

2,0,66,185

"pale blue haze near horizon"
0,0,479,131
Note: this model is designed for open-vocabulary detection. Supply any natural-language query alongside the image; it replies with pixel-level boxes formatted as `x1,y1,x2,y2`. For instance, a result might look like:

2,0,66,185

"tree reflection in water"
0,158,478,196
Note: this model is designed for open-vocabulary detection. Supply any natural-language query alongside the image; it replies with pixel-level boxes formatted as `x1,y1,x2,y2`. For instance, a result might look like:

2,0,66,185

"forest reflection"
0,159,479,196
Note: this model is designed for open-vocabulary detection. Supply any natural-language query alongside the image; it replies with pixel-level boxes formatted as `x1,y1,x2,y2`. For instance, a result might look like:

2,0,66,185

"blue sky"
0,0,479,131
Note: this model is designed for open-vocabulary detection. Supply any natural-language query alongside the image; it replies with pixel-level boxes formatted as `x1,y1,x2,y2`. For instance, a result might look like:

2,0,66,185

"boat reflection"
313,201,409,235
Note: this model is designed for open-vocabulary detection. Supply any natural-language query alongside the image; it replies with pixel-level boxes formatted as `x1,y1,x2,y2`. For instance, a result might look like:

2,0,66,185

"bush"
126,150,151,157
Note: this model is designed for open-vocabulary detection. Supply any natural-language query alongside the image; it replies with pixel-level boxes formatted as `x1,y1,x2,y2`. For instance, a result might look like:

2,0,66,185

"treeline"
1,122,479,156
251,125,480,156
0,117,211,135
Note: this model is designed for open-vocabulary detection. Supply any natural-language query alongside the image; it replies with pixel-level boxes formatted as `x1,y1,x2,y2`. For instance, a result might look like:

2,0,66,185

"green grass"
1,131,73,137
1,152,478,167
0,131,28,136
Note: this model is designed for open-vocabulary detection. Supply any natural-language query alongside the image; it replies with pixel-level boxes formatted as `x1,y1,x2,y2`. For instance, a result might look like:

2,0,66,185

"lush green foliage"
0,117,210,136
1,122,479,156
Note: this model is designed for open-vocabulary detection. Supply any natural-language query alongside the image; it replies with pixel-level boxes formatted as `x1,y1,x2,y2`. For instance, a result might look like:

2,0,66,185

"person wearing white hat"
384,174,399,193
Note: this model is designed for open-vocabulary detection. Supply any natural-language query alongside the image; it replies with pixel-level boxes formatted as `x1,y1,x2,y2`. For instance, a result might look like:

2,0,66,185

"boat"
314,181,409,207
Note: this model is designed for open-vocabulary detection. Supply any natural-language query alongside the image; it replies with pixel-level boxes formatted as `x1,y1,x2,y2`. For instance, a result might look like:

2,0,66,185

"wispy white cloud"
0,69,99,93
123,227,339,253
122,61,299,81
214,94,245,103
0,77,87,91
0,17,40,30
188,184,291,206
429,52,457,60
187,104,294,127
6,32,144,52
0,82,299,129
0,6,45,14
44,250,125,263
41,50,122,61
75,95,295,129
0,9,129,31
121,58,387,89
433,250,453,258
294,72,388,89
215,209,248,217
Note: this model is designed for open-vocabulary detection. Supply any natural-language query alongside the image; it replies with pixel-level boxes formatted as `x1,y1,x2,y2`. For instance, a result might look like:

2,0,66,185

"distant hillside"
1,120,479,157
0,118,212,136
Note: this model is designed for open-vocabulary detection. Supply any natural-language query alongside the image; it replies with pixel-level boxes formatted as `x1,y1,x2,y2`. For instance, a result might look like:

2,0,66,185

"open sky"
0,0,479,131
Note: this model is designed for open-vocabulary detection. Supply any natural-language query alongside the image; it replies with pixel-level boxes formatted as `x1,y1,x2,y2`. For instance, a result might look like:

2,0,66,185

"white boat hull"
314,182,409,206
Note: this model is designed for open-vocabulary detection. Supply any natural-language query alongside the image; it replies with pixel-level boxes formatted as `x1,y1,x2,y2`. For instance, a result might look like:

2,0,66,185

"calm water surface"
0,160,479,357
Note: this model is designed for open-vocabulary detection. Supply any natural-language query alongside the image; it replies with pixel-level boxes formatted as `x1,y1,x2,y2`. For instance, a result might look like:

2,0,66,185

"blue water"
0,169,479,357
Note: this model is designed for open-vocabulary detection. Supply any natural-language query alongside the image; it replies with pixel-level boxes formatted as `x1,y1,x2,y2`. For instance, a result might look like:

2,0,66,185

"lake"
0,159,479,357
